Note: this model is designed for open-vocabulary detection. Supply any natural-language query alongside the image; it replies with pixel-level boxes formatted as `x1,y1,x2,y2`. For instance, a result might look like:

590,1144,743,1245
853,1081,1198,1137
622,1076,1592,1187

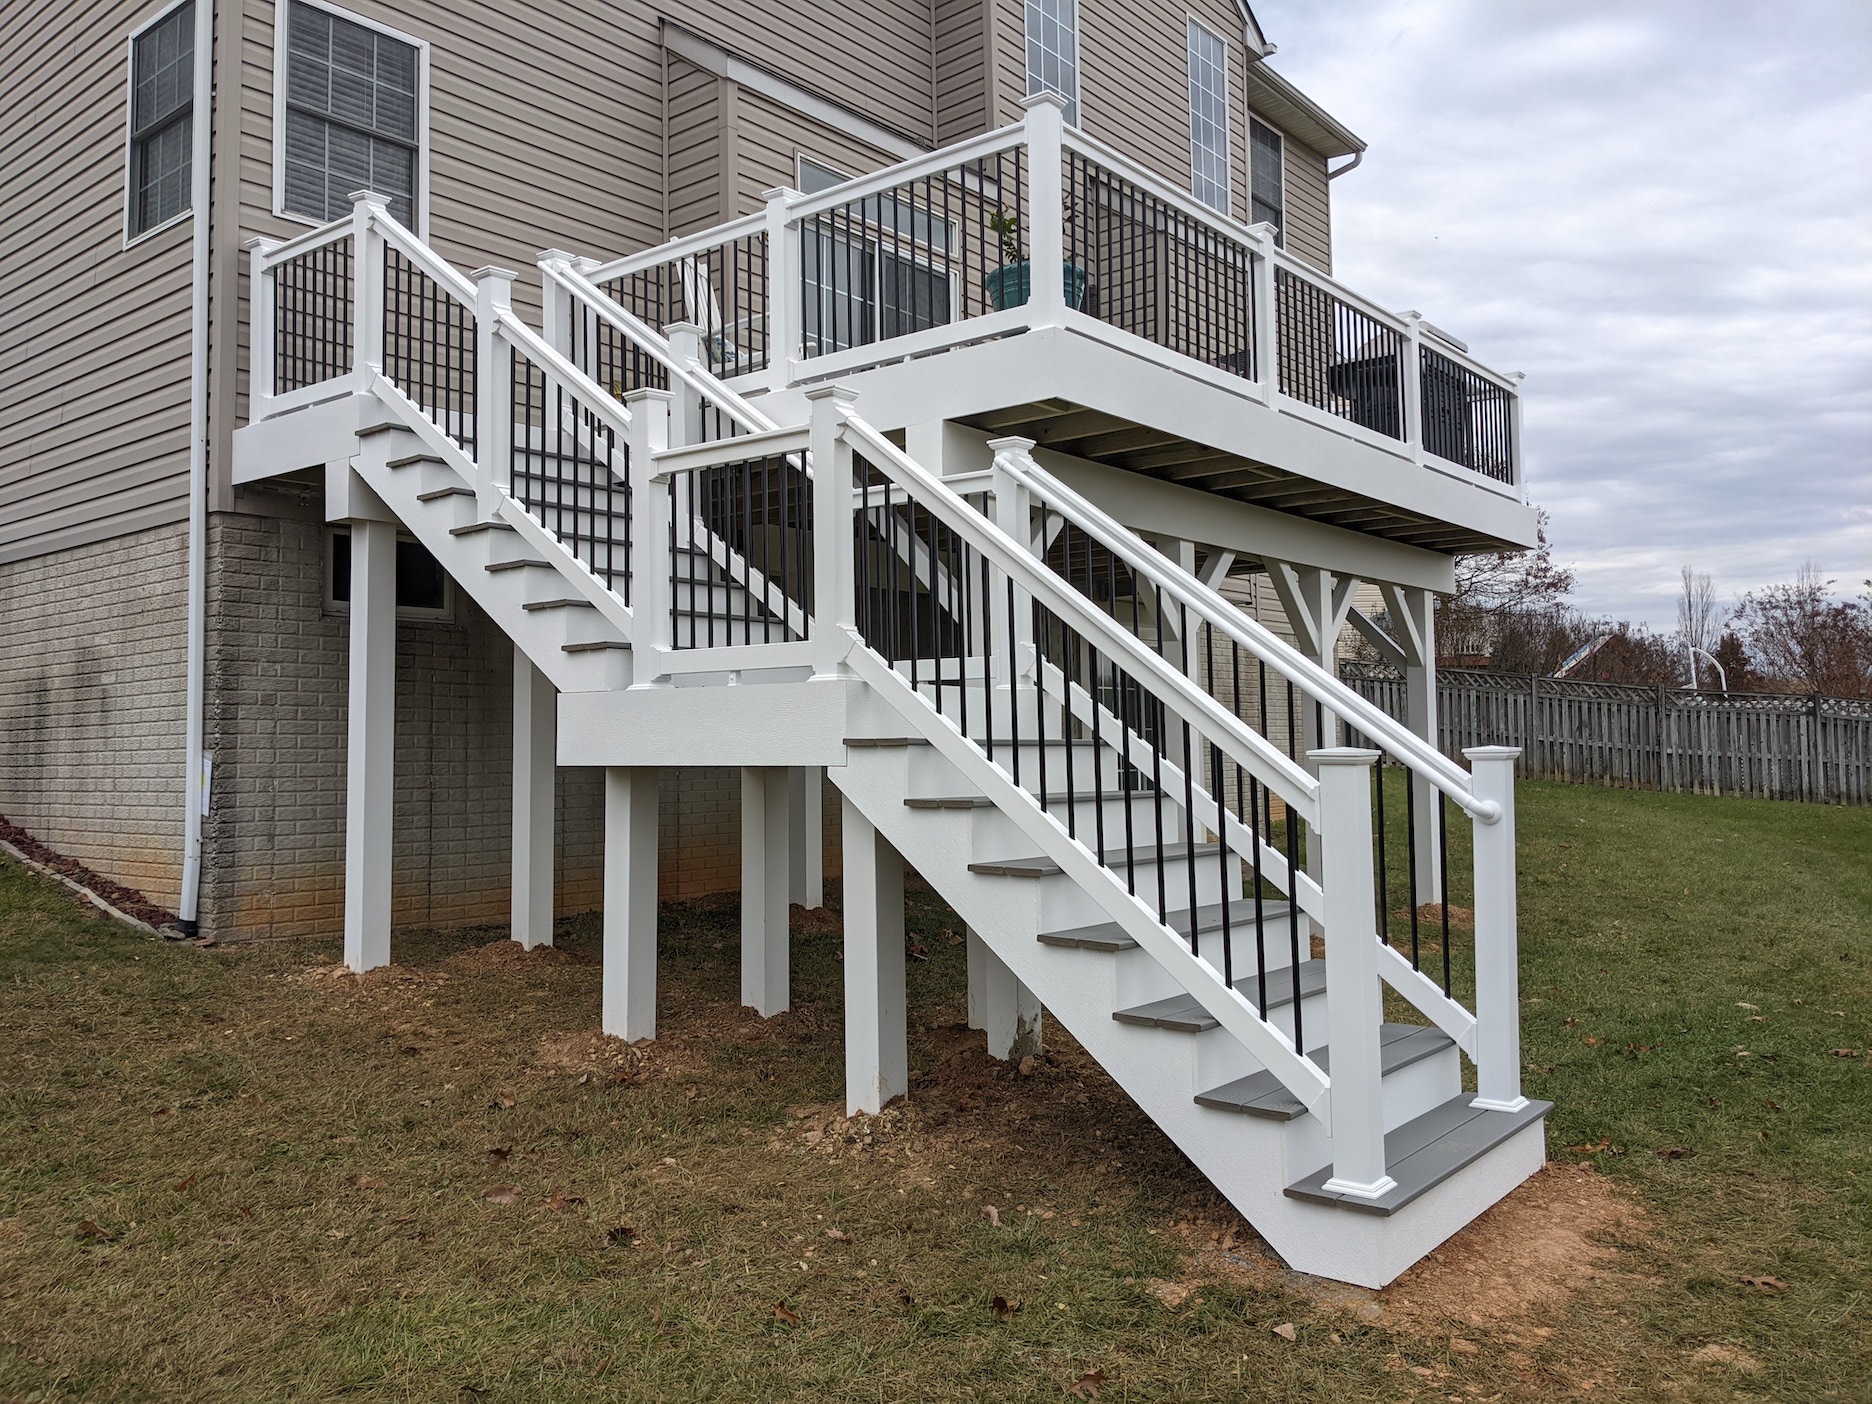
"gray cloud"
1254,0,1872,627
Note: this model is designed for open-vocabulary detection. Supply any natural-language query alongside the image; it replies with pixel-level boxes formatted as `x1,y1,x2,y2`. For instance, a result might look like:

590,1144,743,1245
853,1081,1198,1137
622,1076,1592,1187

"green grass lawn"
0,781,1867,1402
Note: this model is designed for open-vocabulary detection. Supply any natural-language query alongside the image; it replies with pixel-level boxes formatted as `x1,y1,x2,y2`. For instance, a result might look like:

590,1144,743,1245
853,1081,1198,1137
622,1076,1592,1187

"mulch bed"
0,815,180,929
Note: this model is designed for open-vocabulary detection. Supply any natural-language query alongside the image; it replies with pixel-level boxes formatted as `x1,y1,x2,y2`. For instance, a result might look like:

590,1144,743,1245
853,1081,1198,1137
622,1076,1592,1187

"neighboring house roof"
1244,61,1367,159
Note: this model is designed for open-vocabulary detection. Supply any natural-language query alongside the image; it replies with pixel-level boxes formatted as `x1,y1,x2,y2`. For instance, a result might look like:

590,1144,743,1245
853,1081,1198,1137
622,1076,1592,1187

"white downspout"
178,0,214,935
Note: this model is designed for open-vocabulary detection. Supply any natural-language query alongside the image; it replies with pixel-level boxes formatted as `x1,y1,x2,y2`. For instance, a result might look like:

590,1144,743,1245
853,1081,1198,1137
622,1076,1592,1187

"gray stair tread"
842,736,928,748
1041,899,1294,952
1195,1024,1454,1119
450,520,515,536
486,559,557,573
1283,1096,1553,1217
383,451,445,467
970,842,1221,878
1113,958,1326,1032
907,790,1135,810
417,485,474,501
522,597,596,611
562,640,630,653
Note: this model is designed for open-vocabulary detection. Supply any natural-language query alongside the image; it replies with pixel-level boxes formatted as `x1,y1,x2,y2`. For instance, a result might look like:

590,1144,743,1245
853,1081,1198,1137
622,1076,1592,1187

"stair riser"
1280,1045,1462,1180
1023,858,1228,933
1108,926,1302,1018
905,743,1132,798
966,795,1176,859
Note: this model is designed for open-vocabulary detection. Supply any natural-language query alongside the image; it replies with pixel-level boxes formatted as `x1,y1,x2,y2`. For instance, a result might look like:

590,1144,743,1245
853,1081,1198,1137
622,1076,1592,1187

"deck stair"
235,178,1549,1290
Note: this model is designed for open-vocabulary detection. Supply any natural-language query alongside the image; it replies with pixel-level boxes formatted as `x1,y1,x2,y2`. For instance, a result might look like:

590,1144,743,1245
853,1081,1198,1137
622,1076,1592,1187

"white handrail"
997,453,1500,822
251,218,352,270
841,414,1322,816
778,123,1031,227
581,212,768,285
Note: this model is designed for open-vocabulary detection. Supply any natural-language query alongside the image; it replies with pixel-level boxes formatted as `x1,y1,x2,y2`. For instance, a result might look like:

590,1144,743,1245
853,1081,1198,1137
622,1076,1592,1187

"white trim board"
660,20,928,163
270,0,431,237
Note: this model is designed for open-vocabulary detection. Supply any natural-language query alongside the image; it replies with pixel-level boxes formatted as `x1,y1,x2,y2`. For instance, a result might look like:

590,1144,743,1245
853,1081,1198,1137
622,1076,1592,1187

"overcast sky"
1252,0,1872,630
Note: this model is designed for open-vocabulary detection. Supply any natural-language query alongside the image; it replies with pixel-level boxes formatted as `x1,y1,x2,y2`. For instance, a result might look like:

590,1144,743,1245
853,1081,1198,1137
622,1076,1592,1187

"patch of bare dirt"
1688,1342,1761,1375
789,903,843,938
1379,1162,1643,1331
438,939,583,976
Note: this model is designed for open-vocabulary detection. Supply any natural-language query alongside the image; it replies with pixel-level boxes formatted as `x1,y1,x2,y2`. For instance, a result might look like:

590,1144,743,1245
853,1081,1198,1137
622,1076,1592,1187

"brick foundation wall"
0,523,191,910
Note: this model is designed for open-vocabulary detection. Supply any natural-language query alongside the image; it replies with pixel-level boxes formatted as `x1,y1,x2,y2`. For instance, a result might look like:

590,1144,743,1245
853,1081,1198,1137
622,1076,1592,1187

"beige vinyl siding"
933,0,992,145
732,90,901,211
0,0,194,565
1277,133,1333,272
667,59,729,234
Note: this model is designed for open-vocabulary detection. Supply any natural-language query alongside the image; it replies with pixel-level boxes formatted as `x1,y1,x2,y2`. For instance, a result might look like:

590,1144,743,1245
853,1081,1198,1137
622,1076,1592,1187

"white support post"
806,384,859,678
343,518,397,973
988,437,1037,695
979,938,1042,1061
625,387,674,673
1313,747,1395,1200
1402,311,1426,465
1020,93,1068,325
1507,370,1528,501
762,186,802,392
741,766,792,1017
965,928,988,1031
1381,582,1444,901
349,191,389,378
841,796,908,1115
244,238,282,411
1465,747,1528,1113
789,767,825,908
510,648,556,949
473,266,517,518
1267,561,1358,890
665,322,707,446
1247,221,1279,405
603,766,660,1042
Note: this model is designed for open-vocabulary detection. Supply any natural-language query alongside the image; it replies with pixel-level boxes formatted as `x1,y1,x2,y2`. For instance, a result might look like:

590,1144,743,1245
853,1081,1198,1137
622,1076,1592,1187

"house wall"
0,0,196,567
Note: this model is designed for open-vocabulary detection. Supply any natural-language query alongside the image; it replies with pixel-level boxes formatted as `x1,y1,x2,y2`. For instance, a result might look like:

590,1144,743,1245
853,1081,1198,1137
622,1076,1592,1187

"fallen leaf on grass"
1654,1146,1694,1160
991,1295,1021,1318
1829,1049,1862,1058
325,1228,348,1239
483,1186,520,1206
1271,1322,1297,1342
943,929,963,945
1148,1280,1193,1310
1018,1055,1037,1076
1567,1136,1621,1155
908,943,930,962
1450,1337,1479,1354
75,1219,114,1243
172,1172,199,1193
824,1227,850,1242
1067,1367,1107,1398
488,1097,515,1110
355,1175,388,1190
1741,1276,1790,1292
605,1224,637,1247
982,1204,1001,1228
771,1301,801,1327
544,1192,586,1212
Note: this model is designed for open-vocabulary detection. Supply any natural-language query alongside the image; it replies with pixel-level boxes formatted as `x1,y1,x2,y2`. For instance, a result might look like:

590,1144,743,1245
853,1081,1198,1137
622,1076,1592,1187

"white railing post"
1246,222,1279,405
1401,311,1426,465
1507,370,1527,500
244,237,282,414
762,186,802,393
806,384,859,677
539,248,579,362
988,437,1038,692
473,265,517,518
665,321,707,447
1465,746,1528,1113
626,387,674,677
1314,746,1395,1200
1019,93,1068,325
348,190,390,380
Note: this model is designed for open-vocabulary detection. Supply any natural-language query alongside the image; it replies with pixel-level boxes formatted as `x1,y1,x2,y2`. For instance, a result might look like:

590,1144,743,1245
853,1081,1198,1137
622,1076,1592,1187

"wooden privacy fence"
1341,665,1872,806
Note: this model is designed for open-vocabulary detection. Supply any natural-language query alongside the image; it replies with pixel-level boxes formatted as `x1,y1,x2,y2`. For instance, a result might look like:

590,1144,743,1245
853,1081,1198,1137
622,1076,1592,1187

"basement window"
277,0,426,230
326,527,452,619
126,1,196,241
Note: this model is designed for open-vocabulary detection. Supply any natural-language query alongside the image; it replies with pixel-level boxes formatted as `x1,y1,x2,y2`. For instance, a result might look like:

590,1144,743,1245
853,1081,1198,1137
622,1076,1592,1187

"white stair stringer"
831,649,1548,1289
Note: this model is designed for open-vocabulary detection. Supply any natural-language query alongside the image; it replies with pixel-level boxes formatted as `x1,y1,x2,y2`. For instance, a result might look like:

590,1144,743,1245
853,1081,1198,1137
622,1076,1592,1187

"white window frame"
324,525,455,622
1024,0,1080,127
122,0,202,249
1186,16,1231,216
1249,112,1287,248
272,0,430,236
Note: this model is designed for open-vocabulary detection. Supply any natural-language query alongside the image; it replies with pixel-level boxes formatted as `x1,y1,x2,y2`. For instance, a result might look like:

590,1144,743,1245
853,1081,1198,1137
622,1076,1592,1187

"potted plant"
982,203,1091,312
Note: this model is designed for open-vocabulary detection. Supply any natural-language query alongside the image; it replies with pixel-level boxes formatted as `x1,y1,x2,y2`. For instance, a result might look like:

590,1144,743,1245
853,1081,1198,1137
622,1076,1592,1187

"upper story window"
1025,0,1079,126
277,1,424,229
1250,117,1285,246
1186,19,1230,215
127,2,196,240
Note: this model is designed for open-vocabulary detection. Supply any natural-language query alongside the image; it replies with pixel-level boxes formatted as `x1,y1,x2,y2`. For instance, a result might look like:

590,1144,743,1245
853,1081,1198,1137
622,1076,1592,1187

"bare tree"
1676,566,1723,686
1732,565,1872,698
1439,508,1576,667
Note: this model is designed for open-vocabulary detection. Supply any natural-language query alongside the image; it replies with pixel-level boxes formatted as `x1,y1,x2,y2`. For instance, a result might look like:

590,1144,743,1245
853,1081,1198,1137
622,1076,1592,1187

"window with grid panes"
1250,117,1284,246
1187,20,1230,215
1024,0,1078,126
128,3,194,237
281,2,420,227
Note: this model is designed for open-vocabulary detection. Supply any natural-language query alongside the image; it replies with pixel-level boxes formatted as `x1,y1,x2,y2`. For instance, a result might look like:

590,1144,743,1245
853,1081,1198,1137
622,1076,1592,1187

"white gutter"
177,0,214,934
